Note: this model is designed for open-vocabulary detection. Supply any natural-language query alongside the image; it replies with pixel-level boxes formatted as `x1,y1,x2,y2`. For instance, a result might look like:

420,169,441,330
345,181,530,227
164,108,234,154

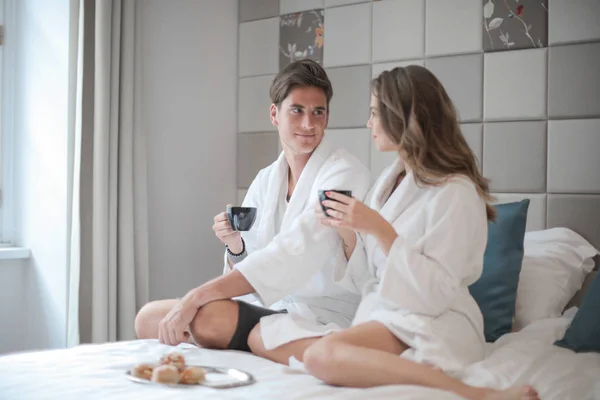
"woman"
250,66,539,400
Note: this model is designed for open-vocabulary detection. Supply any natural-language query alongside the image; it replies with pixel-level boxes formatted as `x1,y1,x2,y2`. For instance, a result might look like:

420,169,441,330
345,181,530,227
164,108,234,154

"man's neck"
284,151,311,198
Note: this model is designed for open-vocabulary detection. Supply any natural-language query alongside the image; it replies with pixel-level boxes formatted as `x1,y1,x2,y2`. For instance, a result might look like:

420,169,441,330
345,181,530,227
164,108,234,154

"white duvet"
0,310,598,400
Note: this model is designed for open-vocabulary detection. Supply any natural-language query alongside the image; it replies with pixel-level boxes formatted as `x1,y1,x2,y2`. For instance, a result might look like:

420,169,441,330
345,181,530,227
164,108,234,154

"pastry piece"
130,363,155,380
159,352,186,372
151,364,180,384
179,366,206,385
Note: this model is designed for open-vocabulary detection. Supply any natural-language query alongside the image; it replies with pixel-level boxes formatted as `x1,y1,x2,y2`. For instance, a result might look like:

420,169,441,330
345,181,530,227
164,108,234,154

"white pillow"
513,227,599,331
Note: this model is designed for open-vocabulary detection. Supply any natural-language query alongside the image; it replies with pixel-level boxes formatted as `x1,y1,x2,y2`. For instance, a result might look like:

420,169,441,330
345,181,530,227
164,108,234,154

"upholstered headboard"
235,1,600,253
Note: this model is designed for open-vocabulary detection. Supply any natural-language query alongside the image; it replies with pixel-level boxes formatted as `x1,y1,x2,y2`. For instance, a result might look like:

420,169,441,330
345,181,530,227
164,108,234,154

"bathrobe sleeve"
222,170,265,275
235,158,372,307
330,183,378,295
331,232,372,295
376,180,487,317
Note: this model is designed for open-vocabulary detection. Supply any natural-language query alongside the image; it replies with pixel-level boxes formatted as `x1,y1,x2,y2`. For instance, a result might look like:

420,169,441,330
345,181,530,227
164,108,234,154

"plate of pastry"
126,351,255,389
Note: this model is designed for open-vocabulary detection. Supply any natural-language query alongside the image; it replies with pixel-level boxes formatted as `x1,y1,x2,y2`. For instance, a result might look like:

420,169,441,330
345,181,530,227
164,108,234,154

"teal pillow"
555,271,600,353
469,199,530,342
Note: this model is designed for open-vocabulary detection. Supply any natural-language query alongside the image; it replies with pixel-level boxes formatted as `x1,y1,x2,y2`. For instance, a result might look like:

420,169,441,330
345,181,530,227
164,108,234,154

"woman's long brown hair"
372,65,496,221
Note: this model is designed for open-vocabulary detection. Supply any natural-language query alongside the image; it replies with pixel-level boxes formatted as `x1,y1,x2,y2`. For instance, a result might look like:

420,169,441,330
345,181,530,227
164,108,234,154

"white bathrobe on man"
224,136,372,350
332,156,489,375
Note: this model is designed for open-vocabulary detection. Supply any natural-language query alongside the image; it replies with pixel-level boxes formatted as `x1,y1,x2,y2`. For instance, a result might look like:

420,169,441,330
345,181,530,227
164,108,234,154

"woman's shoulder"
426,174,482,205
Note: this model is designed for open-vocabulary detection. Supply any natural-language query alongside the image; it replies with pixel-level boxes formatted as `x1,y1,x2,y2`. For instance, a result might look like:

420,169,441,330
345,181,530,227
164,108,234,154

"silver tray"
126,365,256,389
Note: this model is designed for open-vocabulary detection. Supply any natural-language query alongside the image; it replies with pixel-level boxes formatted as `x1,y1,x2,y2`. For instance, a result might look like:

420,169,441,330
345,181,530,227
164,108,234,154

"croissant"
130,363,154,380
159,352,186,372
179,366,206,385
151,364,180,384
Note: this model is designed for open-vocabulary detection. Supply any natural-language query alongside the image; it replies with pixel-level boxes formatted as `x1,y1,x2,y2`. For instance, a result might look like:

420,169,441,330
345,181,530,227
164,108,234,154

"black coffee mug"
226,206,258,231
318,190,353,215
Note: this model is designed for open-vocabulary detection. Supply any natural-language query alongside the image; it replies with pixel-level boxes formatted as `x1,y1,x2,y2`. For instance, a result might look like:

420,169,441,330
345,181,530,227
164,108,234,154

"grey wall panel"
239,0,279,22
235,1,600,250
548,42,600,118
237,132,279,188
426,54,483,122
483,121,547,193
549,0,600,45
547,119,600,194
326,65,372,128
547,195,600,251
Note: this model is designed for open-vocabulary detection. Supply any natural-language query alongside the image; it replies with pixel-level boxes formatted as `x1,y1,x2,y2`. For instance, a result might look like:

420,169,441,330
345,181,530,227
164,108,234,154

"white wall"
0,0,238,353
0,0,71,353
139,0,238,300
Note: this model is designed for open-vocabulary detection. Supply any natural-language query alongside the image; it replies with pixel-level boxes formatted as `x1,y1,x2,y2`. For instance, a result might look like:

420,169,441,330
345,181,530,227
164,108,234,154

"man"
135,59,372,362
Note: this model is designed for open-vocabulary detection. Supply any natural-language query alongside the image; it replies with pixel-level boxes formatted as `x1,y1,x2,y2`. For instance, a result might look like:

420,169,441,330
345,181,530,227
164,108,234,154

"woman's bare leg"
303,322,539,400
247,318,407,365
247,323,319,365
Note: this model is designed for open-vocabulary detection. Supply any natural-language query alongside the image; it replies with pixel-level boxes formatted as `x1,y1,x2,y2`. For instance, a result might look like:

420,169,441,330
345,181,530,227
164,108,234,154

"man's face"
270,86,329,156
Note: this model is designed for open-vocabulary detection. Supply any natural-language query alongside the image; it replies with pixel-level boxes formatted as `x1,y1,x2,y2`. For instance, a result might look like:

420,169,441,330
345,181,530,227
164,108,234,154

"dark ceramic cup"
226,206,258,231
318,190,353,215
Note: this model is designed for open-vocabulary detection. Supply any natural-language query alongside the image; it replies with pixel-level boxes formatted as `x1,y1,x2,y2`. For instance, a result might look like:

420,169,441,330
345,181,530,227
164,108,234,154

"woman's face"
367,94,400,152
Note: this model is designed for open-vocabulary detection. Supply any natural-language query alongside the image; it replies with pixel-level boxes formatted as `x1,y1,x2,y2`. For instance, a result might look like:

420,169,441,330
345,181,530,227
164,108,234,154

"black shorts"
227,300,287,352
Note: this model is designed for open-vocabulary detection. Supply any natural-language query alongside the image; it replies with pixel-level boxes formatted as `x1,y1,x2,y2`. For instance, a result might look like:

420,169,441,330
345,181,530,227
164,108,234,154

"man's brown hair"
269,59,333,108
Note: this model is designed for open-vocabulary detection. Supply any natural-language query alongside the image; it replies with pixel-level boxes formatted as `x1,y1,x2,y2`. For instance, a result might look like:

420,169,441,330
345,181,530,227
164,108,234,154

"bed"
0,227,598,399
0,311,598,400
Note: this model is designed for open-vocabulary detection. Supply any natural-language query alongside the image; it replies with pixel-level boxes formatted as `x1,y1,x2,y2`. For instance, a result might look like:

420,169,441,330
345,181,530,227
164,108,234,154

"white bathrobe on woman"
335,157,489,375
223,136,372,350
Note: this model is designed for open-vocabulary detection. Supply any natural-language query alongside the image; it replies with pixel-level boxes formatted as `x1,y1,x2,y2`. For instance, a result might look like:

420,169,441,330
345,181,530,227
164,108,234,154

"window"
0,0,5,245
0,0,15,246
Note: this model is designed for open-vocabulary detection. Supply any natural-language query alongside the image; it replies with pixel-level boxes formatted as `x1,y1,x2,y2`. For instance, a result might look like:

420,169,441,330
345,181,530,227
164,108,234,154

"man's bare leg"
187,299,239,349
134,299,239,348
135,299,182,339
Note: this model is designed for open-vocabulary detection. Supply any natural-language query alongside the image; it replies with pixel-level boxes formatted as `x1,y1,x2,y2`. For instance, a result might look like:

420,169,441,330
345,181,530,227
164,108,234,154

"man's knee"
134,299,178,339
189,300,239,349
134,301,161,339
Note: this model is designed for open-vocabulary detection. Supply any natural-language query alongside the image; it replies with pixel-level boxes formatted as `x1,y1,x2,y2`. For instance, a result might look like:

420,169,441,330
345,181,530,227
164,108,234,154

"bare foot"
483,386,540,400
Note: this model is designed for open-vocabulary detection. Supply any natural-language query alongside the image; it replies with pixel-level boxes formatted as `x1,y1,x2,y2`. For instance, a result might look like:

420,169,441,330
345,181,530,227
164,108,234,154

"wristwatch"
226,238,247,264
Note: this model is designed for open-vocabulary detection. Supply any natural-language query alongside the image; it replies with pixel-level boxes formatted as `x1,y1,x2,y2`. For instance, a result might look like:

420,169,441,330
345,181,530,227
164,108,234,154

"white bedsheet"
0,311,598,400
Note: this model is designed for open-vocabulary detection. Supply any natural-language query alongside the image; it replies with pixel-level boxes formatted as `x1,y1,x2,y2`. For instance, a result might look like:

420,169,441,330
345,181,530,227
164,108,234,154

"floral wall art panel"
483,0,549,52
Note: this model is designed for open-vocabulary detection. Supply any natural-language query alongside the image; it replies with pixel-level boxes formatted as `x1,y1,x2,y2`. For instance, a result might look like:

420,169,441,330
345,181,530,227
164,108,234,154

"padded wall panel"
426,0,482,56
239,0,279,22
372,0,425,62
484,48,548,121
548,42,600,118
326,65,371,128
547,195,600,251
239,18,279,77
547,119,600,194
324,3,372,67
325,129,371,168
237,133,279,188
238,75,276,132
426,54,483,122
483,121,547,193
549,0,600,45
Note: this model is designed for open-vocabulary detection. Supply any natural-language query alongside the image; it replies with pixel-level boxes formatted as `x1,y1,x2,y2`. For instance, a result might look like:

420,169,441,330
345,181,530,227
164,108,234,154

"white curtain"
67,0,149,346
